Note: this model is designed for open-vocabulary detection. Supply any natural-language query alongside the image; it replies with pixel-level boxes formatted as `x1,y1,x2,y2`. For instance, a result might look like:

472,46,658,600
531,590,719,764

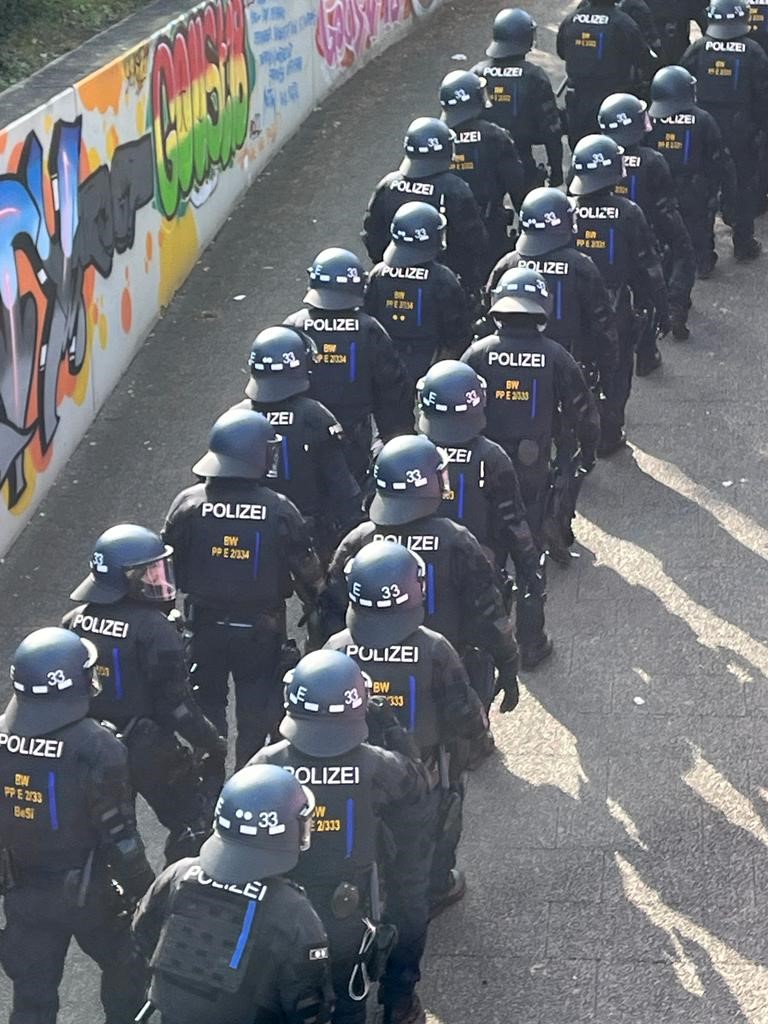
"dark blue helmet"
245,326,315,403
517,187,576,257
384,201,447,268
304,248,365,311
439,70,490,129
400,117,454,177
6,627,99,737
649,66,697,118
193,408,281,481
491,266,552,322
598,93,650,147
417,360,487,445
706,0,749,39
486,8,537,58
281,651,370,757
569,134,625,196
71,524,175,605
370,435,450,527
200,764,315,884
344,541,426,648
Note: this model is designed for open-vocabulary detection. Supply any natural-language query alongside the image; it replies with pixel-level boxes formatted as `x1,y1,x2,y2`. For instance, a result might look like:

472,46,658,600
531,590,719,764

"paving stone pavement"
1,1,767,1021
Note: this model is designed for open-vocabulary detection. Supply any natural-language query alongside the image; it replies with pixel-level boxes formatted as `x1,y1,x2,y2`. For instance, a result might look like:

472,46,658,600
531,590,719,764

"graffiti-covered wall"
0,0,444,552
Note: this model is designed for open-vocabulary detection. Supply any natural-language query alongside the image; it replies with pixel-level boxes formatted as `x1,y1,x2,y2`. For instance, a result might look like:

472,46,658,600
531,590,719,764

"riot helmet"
490,266,552,323
6,627,99,737
568,134,625,196
439,70,490,129
344,541,426,648
370,435,451,527
416,360,487,444
245,326,315,403
304,248,365,311
199,764,315,884
706,0,749,39
649,66,697,118
384,202,447,268
70,524,175,605
193,408,281,481
281,650,371,757
486,8,537,58
400,117,454,177
598,93,651,147
517,187,576,257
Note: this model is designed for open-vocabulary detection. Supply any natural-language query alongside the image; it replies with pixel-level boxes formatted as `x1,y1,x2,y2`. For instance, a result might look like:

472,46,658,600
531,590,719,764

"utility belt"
184,599,285,632
3,847,100,906
321,863,397,1003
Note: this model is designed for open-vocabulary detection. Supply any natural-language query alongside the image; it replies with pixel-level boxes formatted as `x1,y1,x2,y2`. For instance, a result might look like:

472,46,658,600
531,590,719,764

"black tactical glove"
580,447,597,475
494,660,520,714
207,734,228,762
367,697,421,761
656,312,671,338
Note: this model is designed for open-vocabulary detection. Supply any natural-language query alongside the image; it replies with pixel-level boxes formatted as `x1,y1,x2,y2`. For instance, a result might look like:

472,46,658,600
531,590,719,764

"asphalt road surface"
2,1,768,1021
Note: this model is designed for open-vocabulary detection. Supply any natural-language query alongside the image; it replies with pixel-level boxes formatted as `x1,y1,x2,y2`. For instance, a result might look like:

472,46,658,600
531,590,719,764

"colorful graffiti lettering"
315,0,412,68
0,119,153,509
151,0,252,219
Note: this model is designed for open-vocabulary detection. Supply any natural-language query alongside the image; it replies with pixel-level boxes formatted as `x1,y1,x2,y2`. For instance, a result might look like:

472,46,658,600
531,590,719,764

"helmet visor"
266,437,282,479
126,554,176,602
299,785,315,852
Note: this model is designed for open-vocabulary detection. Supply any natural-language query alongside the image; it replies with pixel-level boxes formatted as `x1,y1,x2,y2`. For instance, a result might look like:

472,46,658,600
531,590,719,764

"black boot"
636,346,662,377
520,636,554,671
670,307,690,341
734,237,762,262
429,869,466,919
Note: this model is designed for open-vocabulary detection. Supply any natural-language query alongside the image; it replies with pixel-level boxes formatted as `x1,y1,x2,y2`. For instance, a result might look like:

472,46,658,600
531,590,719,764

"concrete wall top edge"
0,0,192,127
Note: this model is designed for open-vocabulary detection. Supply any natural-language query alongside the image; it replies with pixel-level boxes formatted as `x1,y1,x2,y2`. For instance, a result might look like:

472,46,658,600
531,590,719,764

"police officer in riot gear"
62,524,225,864
618,0,662,54
284,248,413,483
681,0,768,261
133,764,334,1024
163,408,324,779
438,70,525,269
237,325,362,558
639,0,708,63
472,9,564,195
557,0,651,148
415,361,550,668
598,92,696,341
647,65,738,279
568,134,670,449
0,627,154,1024
487,189,619,561
488,187,619,420
324,543,486,1023
321,435,521,711
365,202,471,385
250,651,426,1024
362,117,488,292
462,269,600,558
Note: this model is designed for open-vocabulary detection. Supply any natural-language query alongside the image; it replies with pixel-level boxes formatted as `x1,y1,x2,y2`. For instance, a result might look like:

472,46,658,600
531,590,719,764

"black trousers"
186,609,285,773
601,293,635,444
1,868,147,1024
677,184,717,275
380,789,440,1013
304,885,372,1024
709,112,759,252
